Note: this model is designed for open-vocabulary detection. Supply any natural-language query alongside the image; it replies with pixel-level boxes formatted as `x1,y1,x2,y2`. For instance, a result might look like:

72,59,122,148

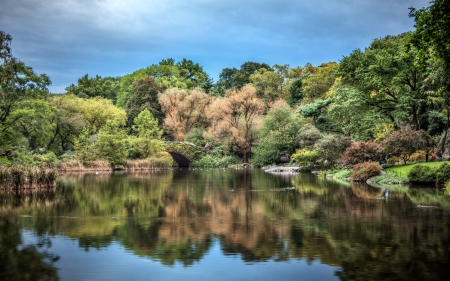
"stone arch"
168,152,191,167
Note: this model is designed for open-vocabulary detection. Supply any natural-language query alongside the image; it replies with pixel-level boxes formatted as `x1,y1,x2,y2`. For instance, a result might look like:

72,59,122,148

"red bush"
351,162,382,181
342,141,383,167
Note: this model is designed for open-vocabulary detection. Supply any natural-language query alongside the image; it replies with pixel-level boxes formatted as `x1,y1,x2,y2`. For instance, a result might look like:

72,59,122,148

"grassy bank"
384,162,446,178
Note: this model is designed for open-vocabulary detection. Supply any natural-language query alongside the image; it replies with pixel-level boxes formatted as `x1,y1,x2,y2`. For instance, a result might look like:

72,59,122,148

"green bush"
35,151,58,167
435,163,450,183
291,149,318,165
351,162,382,181
191,155,235,167
407,165,435,182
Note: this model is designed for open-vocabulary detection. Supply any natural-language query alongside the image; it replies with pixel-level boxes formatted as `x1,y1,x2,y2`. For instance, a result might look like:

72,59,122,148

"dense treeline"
0,0,449,170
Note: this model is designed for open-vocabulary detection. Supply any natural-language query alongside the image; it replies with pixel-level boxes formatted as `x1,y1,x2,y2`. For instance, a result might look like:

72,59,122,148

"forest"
0,0,449,179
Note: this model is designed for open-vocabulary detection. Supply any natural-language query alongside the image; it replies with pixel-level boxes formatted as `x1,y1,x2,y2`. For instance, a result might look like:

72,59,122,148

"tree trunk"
438,112,450,153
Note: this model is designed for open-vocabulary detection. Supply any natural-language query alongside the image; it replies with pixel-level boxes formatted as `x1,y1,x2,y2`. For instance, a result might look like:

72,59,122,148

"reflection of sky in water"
22,231,339,281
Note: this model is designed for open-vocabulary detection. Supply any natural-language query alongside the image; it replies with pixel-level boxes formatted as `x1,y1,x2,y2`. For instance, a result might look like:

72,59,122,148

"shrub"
351,162,382,181
409,150,426,163
387,156,400,165
382,126,434,164
291,149,318,166
315,135,352,167
342,141,383,167
191,155,235,167
407,165,435,182
435,163,450,183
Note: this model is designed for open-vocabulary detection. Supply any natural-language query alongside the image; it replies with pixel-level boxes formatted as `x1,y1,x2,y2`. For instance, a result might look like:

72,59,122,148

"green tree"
128,109,164,158
125,76,167,128
291,148,318,166
65,74,120,102
47,94,88,153
82,96,126,134
0,31,52,163
116,58,212,107
297,123,323,148
327,80,384,140
74,127,95,162
287,79,304,106
337,33,429,129
49,95,125,157
250,64,292,102
253,100,302,165
299,99,332,128
95,120,127,167
302,62,339,102
408,0,450,71
215,62,272,94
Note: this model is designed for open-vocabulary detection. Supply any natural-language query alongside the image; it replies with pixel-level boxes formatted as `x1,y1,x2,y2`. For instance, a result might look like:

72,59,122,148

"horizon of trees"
1,0,449,167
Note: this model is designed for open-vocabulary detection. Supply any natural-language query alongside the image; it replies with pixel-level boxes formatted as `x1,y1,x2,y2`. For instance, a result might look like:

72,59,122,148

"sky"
1,0,432,93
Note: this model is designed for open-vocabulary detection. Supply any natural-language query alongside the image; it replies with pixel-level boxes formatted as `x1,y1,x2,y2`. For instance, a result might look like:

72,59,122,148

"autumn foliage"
351,162,382,181
206,85,264,163
158,88,211,141
382,126,434,164
342,141,383,167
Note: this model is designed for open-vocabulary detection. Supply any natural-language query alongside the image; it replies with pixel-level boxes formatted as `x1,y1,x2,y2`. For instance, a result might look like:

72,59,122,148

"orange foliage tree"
206,85,265,163
158,88,211,141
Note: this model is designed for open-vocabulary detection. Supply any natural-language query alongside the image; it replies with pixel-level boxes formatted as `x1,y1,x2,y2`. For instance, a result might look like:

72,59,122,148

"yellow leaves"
374,122,394,142
370,90,378,98
324,77,342,99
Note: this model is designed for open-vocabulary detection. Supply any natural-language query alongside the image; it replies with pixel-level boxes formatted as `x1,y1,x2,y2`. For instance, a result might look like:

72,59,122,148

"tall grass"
0,166,58,189
57,159,112,171
123,157,172,170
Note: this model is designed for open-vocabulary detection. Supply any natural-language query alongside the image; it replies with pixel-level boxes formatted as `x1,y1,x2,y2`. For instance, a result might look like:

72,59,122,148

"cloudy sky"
1,0,431,93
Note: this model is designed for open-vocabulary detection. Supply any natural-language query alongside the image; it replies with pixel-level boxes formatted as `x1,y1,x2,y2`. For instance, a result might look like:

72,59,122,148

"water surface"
1,168,449,280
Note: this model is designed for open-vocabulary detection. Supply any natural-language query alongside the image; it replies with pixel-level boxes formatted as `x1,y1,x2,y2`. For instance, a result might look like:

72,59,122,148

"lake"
1,168,449,281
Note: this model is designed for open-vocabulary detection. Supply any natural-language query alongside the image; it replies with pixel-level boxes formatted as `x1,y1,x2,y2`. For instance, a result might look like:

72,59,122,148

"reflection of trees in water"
1,170,450,278
0,217,59,281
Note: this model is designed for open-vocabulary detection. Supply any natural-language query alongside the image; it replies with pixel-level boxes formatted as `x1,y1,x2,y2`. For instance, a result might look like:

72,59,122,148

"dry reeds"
0,166,58,190
57,159,112,172
123,157,172,170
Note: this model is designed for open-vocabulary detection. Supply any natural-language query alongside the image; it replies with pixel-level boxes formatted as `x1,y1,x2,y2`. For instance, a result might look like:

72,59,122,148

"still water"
1,168,449,281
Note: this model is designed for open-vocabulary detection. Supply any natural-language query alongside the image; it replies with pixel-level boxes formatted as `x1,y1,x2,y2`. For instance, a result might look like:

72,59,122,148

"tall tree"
125,76,167,128
249,64,292,102
116,58,212,107
158,88,211,141
253,100,301,165
48,94,88,152
337,33,429,129
0,31,51,162
128,109,164,158
47,94,126,153
206,85,265,163
301,62,339,102
409,0,450,152
95,120,127,167
65,74,120,102
215,62,272,94
409,0,450,72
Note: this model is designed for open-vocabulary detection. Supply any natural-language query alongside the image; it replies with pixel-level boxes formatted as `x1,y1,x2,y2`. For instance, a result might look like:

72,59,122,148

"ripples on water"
0,168,449,280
